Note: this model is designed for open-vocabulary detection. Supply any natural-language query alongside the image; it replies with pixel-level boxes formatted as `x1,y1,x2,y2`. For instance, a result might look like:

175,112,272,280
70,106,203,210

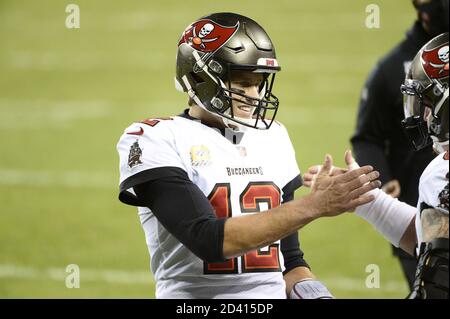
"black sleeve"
129,167,227,263
281,175,310,274
350,63,394,184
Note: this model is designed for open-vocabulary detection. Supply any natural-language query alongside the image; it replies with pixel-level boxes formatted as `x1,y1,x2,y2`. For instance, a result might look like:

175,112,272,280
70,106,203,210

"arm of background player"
350,63,394,185
304,152,418,256
421,206,449,242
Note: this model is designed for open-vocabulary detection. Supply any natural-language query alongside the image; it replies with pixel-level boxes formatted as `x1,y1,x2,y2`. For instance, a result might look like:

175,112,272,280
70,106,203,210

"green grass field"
0,0,417,298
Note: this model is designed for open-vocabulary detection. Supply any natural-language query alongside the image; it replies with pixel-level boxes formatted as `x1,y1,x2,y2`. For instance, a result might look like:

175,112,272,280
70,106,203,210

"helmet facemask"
401,77,449,152
212,67,279,131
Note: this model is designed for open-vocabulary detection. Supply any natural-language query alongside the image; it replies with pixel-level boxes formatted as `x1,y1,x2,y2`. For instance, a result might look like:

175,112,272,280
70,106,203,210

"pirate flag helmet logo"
178,19,239,53
421,43,449,79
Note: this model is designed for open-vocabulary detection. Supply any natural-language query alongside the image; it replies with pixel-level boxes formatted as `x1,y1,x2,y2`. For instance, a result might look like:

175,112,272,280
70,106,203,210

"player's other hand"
307,152,381,217
382,179,401,198
303,150,358,187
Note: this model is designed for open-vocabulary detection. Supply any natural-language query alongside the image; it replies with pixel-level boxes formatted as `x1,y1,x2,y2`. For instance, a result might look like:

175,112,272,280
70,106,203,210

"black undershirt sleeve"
129,167,227,263
280,175,310,274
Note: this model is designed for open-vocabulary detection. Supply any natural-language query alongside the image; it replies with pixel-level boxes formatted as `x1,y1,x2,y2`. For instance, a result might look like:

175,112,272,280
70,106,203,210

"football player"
351,0,449,291
305,33,449,299
117,12,381,299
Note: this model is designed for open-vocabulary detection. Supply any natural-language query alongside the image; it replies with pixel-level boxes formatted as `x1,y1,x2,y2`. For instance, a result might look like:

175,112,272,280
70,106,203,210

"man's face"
415,0,449,36
229,71,264,119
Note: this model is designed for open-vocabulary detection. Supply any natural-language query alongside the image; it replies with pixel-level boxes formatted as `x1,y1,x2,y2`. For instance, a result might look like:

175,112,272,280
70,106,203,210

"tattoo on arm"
421,208,449,242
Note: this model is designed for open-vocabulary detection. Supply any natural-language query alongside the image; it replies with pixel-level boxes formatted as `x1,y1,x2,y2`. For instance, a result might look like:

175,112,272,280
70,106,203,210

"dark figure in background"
350,0,449,290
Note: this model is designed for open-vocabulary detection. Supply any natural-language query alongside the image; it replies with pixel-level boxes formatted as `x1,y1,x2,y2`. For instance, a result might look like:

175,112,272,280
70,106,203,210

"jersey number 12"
204,182,282,274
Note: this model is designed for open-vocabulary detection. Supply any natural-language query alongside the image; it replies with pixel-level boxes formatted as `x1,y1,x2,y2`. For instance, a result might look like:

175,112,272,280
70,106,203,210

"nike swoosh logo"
127,127,144,135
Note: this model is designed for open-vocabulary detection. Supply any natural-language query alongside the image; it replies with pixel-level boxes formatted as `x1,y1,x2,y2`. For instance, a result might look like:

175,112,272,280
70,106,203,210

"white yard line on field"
0,169,116,189
322,276,407,294
0,263,406,293
279,106,355,126
0,264,153,285
4,50,169,71
0,99,110,128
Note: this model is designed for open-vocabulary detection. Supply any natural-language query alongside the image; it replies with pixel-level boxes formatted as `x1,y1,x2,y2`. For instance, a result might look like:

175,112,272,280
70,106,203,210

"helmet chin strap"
221,110,255,132
181,74,246,131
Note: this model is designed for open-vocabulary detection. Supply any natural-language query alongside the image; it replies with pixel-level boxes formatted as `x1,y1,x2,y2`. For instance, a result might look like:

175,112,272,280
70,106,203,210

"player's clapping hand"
303,150,359,187
382,179,401,198
306,151,381,217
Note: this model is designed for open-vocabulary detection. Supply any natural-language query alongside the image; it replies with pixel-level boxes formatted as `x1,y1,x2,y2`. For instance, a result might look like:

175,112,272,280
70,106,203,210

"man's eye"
230,88,245,94
243,82,261,87
235,81,257,87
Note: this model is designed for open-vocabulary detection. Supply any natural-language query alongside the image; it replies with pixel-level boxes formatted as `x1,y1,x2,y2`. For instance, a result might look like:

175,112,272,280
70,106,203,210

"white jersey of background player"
304,33,449,299
415,151,449,247
116,13,381,299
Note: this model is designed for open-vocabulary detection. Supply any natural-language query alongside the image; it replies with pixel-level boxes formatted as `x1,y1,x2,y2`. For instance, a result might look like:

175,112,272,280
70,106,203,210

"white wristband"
355,188,416,247
349,161,416,246
290,279,334,299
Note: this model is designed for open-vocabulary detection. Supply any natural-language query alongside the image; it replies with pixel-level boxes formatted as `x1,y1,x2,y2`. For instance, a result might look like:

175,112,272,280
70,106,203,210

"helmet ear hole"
208,60,224,75
211,97,225,111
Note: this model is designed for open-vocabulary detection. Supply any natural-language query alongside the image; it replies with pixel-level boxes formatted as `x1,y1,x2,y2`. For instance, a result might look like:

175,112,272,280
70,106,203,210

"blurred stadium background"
0,0,417,298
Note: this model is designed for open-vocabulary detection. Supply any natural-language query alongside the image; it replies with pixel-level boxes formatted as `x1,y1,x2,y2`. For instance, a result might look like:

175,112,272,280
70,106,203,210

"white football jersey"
415,151,449,251
117,113,302,299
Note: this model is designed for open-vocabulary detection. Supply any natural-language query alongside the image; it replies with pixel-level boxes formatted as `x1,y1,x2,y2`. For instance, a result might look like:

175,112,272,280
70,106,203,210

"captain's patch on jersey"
190,145,211,167
128,141,143,169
